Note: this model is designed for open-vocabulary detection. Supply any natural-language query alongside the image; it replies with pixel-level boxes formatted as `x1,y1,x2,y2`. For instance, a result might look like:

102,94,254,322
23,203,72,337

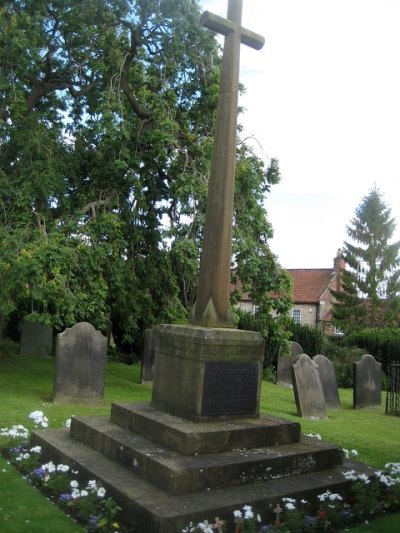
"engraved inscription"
202,362,258,416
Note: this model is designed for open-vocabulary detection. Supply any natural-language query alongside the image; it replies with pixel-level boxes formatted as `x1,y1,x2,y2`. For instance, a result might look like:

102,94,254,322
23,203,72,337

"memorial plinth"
151,324,265,421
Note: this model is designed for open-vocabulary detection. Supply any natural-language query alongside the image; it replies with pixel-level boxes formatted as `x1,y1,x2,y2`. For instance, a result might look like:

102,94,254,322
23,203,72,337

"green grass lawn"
1,355,400,531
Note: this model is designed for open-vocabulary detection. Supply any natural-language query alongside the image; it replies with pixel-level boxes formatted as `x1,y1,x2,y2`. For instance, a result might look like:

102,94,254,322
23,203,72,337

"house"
232,253,344,335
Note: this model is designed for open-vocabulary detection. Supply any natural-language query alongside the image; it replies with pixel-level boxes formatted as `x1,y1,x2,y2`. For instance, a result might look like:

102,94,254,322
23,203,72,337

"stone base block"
151,324,265,421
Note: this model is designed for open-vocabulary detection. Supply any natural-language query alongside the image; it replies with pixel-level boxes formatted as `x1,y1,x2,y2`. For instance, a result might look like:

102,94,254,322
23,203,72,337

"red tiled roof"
287,269,334,304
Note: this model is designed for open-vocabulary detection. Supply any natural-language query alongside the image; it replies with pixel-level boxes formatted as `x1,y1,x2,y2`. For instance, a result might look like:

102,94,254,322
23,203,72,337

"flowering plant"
1,410,121,532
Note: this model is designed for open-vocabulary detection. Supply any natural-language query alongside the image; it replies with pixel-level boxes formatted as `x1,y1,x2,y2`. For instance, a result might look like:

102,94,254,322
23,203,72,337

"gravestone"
313,354,341,410
19,318,53,358
353,353,382,409
276,341,303,387
140,329,155,383
291,353,327,419
53,322,107,404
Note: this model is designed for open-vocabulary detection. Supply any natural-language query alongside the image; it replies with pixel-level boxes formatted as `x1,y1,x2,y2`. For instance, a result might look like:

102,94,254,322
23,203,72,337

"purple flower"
59,493,73,502
33,467,45,478
88,515,99,526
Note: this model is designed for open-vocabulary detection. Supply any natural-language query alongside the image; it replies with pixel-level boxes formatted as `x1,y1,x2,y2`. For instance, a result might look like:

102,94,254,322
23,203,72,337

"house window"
253,305,260,315
292,308,301,323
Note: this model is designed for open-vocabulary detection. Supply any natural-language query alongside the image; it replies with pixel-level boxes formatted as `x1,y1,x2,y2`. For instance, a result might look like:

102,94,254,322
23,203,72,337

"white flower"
304,432,321,440
70,479,79,488
71,488,80,499
29,410,48,428
318,490,331,502
87,480,97,490
285,502,296,510
329,493,343,502
233,510,242,518
282,497,296,503
357,474,370,484
97,487,106,498
243,505,254,519
56,464,70,473
1,425,29,439
343,469,357,481
351,449,358,456
342,448,349,458
30,446,42,454
42,461,56,473
182,523,195,533
80,490,89,497
64,418,71,428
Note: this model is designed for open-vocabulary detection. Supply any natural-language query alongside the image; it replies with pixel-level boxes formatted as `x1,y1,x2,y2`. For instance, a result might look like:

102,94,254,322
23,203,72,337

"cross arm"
201,11,265,50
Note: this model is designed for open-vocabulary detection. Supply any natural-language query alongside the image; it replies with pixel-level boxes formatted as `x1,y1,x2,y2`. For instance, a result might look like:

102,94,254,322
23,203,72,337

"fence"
385,361,400,416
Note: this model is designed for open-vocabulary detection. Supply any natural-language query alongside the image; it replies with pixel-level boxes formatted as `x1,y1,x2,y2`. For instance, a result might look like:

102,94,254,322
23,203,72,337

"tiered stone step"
31,402,375,533
69,415,343,495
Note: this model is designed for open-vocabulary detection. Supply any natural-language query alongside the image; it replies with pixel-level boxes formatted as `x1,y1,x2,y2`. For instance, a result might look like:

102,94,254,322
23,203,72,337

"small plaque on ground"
201,362,258,416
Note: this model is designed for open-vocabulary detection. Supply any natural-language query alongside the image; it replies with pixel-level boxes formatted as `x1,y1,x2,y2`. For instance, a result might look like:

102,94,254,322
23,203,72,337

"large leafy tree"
332,188,400,331
0,0,291,351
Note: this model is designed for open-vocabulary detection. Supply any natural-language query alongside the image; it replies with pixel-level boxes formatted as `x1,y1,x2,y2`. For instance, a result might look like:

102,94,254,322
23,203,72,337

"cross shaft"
189,0,264,328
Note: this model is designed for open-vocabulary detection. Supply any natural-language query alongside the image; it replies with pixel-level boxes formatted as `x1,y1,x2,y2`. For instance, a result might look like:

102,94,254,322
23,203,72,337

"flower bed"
1,411,400,533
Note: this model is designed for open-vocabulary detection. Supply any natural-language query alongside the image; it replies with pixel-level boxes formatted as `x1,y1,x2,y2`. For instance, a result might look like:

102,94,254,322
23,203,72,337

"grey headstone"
313,354,341,410
20,319,52,358
291,354,327,419
53,322,107,404
276,341,303,387
353,354,382,409
140,329,155,383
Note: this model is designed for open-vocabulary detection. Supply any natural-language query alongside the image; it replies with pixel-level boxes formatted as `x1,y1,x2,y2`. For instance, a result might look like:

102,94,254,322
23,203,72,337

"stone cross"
273,503,283,525
189,0,264,328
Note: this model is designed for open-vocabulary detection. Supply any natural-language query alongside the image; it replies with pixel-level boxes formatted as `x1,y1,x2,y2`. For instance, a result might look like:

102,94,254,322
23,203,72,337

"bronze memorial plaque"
201,362,258,416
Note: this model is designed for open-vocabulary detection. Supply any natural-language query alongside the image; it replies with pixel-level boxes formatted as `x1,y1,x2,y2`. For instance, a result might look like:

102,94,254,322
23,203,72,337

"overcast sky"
200,0,400,269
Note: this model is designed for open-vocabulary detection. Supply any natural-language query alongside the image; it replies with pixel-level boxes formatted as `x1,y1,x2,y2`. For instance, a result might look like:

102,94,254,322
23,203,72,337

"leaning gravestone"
140,328,155,383
276,341,303,387
53,322,107,404
291,353,327,419
20,318,53,358
313,354,341,410
353,354,382,409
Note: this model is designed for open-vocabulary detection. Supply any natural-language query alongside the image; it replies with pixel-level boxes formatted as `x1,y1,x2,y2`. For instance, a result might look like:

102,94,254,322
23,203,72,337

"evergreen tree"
332,188,400,331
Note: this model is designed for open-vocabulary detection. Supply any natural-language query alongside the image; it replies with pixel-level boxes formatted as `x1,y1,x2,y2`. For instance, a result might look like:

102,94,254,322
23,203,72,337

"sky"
200,0,400,269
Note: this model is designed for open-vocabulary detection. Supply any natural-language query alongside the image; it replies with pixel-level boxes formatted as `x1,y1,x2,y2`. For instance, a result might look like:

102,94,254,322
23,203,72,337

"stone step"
69,415,343,495
31,427,375,533
110,401,301,455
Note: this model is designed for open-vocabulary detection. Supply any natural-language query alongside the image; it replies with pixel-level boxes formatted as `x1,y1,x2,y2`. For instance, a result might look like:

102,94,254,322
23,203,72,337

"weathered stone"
151,324,265,421
291,354,327,419
313,354,341,410
276,341,303,387
188,0,264,328
110,402,301,455
140,329,155,383
353,354,382,409
53,322,107,404
32,408,375,533
19,319,52,358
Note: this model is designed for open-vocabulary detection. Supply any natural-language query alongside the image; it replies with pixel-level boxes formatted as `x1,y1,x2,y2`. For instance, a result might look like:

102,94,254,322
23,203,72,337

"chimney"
333,249,345,293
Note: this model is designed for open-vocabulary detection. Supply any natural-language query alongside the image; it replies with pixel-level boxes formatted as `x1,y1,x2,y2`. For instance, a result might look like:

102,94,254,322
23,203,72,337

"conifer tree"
332,188,400,331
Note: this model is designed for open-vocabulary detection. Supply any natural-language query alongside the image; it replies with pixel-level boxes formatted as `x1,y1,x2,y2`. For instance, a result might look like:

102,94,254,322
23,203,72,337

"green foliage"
332,188,400,332
344,327,400,371
287,321,326,357
325,342,367,388
236,310,291,367
0,0,287,353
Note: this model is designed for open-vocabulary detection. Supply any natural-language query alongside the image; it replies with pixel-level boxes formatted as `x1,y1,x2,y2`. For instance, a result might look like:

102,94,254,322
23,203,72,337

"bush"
287,321,326,357
0,338,19,359
345,328,400,371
